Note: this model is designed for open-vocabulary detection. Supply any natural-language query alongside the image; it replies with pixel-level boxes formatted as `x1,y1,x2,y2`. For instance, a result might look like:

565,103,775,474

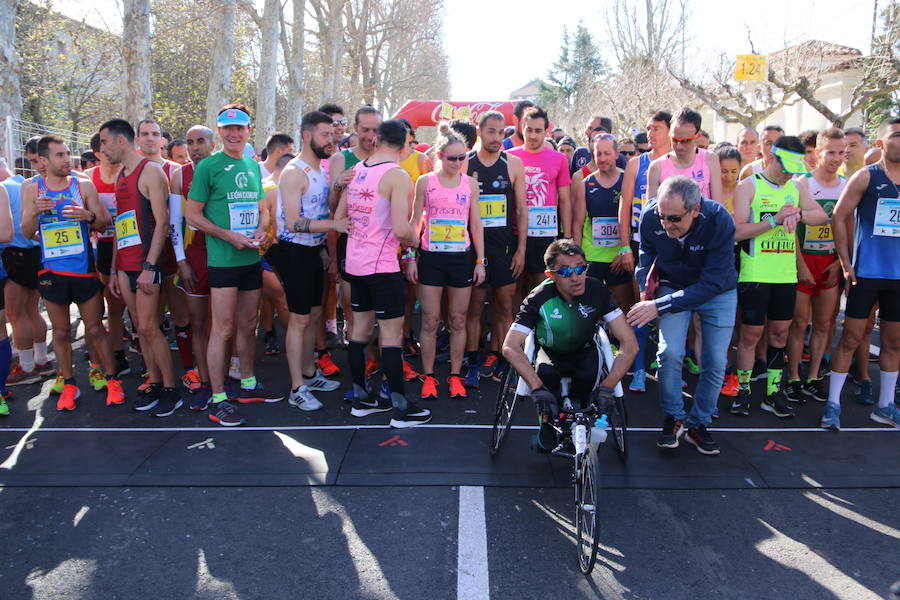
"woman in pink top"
406,130,484,401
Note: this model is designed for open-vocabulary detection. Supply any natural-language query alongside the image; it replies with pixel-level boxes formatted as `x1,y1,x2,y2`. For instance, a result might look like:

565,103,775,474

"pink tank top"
420,173,472,252
658,148,711,197
345,161,404,276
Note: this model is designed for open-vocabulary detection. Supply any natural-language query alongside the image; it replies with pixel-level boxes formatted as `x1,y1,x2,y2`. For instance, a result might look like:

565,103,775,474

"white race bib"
873,196,900,237
591,217,619,247
527,206,557,237
229,202,259,238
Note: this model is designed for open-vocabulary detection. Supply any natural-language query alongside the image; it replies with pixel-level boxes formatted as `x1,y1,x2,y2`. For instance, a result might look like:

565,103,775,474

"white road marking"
457,486,490,600
0,425,896,433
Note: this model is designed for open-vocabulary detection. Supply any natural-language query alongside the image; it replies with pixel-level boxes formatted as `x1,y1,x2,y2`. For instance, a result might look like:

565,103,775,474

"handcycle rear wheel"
489,366,519,456
575,444,602,574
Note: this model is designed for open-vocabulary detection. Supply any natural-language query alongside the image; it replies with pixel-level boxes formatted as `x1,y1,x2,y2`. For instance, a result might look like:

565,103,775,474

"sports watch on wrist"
142,261,162,273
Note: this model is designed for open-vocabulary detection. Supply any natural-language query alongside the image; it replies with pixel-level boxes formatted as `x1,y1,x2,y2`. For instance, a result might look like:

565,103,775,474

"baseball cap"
217,108,251,127
773,146,809,175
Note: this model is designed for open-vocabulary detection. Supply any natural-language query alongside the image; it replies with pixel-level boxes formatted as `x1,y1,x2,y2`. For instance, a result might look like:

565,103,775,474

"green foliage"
540,22,607,108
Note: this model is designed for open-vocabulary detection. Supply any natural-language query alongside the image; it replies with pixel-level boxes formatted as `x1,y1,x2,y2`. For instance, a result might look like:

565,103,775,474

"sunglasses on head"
443,154,467,162
548,264,587,278
656,207,692,223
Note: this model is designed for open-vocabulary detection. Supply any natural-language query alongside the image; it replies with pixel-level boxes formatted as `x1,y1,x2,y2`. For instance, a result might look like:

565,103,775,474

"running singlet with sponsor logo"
420,173,472,252
188,151,263,268
632,152,653,242
115,158,176,271
797,175,845,255
738,174,799,284
511,276,622,354
345,161,406,276
658,148,712,198
467,151,517,247
507,145,570,237
853,164,900,279
277,157,330,247
35,176,93,275
581,170,624,264
91,167,117,240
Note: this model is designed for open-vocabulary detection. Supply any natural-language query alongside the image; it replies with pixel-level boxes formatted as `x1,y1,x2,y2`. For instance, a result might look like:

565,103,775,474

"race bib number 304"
527,206,557,237
591,217,619,247
41,221,84,259
479,194,507,228
229,202,259,238
873,196,900,237
428,218,467,252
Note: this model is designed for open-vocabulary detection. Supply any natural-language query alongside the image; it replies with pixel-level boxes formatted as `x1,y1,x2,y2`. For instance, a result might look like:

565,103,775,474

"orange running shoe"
448,375,467,399
106,378,125,406
403,360,419,382
138,375,151,393
420,374,438,399
317,352,341,377
480,353,498,378
181,369,202,392
56,384,80,411
720,373,739,397
365,359,380,378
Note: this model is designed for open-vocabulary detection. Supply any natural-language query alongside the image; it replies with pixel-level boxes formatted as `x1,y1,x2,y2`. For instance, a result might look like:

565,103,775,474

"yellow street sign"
735,55,767,81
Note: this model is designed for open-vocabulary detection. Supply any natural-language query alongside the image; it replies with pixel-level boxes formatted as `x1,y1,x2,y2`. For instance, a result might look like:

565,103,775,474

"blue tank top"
854,164,900,279
36,176,93,275
630,152,653,241
2,175,40,249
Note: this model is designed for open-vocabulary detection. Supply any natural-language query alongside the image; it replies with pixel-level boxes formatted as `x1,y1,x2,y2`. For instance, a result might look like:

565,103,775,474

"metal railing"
4,116,93,178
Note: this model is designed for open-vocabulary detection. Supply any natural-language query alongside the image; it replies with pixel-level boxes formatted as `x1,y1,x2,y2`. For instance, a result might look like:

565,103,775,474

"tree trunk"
255,0,281,148
0,0,22,161
282,0,306,142
206,0,237,128
323,0,345,101
122,0,153,124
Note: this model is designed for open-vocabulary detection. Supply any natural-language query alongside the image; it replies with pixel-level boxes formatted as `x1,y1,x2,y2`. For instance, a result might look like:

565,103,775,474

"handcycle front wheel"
489,366,520,456
608,395,628,463
575,444,602,575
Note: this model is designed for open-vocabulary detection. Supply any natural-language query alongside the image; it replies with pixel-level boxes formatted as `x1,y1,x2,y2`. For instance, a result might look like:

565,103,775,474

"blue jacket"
636,198,737,315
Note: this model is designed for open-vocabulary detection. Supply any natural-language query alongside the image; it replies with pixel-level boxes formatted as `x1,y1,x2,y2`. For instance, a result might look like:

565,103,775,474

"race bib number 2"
429,218,466,252
229,202,259,238
873,196,900,237
527,206,557,237
41,221,84,259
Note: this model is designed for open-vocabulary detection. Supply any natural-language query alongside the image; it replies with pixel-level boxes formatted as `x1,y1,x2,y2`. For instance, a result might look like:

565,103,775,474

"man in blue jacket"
627,176,737,455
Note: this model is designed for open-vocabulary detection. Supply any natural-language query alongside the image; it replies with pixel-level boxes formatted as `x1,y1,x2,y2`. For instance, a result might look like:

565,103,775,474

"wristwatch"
766,215,777,229
476,257,488,266
88,211,97,224
142,261,162,273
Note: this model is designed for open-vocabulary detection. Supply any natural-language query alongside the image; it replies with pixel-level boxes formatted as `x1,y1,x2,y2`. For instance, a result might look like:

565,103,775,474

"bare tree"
253,0,281,147
280,0,306,141
206,0,237,127
603,0,690,68
0,0,22,158
122,0,153,124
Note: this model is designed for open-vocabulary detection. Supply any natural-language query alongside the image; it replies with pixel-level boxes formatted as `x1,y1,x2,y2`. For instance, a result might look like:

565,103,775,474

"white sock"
18,348,35,372
827,371,847,407
34,342,48,364
878,370,898,408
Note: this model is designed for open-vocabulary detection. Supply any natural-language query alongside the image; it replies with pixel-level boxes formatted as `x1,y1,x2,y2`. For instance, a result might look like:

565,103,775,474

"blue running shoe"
854,380,874,405
491,358,510,383
628,369,646,392
379,379,391,400
821,403,841,431
464,363,480,388
870,403,900,428
190,386,212,411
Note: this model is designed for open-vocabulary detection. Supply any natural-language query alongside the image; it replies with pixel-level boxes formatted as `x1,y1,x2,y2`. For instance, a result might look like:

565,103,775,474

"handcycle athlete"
501,239,637,452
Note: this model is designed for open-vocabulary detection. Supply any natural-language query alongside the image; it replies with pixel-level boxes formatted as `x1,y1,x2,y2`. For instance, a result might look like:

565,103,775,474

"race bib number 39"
873,196,900,237
527,206,557,237
479,194,507,228
116,210,141,250
591,217,619,247
428,218,466,252
229,202,259,238
41,221,84,259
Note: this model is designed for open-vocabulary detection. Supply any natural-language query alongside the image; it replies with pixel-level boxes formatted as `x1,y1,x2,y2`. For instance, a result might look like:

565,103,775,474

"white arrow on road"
5,438,35,450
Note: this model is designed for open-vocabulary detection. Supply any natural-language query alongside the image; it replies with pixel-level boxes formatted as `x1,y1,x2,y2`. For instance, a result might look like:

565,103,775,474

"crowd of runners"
0,99,897,446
